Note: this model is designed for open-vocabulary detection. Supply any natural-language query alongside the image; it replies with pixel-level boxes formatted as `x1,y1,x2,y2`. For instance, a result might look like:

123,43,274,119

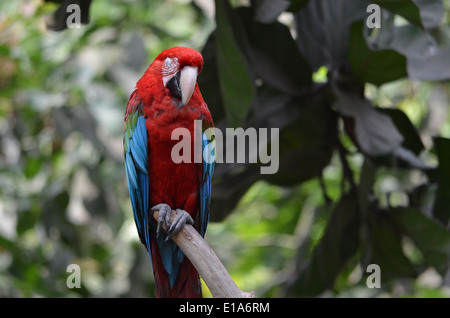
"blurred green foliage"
0,0,214,297
0,0,449,298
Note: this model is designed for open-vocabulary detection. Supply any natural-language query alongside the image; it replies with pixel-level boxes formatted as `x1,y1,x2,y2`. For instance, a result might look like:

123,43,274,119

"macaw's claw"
151,203,172,239
165,209,194,241
151,204,194,241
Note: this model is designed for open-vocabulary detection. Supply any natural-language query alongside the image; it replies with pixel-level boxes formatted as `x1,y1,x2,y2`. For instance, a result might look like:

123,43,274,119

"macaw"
123,47,215,298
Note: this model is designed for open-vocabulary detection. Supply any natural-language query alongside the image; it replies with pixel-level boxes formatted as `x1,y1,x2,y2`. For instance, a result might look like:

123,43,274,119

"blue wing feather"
130,117,148,173
200,131,215,237
124,115,152,263
124,109,185,288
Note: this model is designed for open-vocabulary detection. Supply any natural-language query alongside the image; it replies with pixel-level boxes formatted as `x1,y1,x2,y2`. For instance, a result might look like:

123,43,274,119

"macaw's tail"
153,257,202,298
151,240,202,298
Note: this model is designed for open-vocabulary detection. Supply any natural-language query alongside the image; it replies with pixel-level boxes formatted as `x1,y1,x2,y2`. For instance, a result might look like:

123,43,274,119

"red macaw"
123,47,215,298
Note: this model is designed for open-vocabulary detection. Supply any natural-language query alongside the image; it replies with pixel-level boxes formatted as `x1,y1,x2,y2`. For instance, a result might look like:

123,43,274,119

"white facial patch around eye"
162,57,179,86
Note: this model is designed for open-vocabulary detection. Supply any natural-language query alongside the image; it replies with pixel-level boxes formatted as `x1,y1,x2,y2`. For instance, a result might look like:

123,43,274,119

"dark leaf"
225,5,312,95
370,23,435,58
358,160,376,211
210,165,261,222
412,0,444,29
211,85,336,219
391,207,450,275
334,86,404,156
364,15,450,81
367,108,430,169
407,184,436,218
392,146,432,170
294,0,369,71
198,32,226,123
287,191,360,296
432,137,450,226
407,47,450,81
287,0,310,12
214,0,254,127
370,0,423,29
260,86,337,186
251,0,291,23
349,22,408,86
366,210,417,281
370,0,444,29
378,108,424,155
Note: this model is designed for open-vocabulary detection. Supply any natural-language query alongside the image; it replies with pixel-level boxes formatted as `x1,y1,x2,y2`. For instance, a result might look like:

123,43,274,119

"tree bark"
153,210,255,298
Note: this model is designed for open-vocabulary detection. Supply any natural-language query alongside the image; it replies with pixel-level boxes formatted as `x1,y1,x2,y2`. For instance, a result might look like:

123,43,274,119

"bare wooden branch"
153,210,256,298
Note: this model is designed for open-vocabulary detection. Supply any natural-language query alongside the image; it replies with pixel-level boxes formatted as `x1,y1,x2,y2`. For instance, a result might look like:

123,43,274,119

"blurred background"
0,0,449,298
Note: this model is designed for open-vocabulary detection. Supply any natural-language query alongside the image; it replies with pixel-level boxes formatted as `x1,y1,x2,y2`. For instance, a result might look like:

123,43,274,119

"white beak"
180,66,198,106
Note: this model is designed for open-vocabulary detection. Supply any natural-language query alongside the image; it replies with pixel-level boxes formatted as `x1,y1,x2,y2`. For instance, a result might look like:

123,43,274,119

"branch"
153,210,256,298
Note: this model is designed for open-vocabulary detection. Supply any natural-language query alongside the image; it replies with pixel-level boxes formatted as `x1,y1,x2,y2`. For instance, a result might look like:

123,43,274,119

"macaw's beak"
164,65,198,110
179,66,198,107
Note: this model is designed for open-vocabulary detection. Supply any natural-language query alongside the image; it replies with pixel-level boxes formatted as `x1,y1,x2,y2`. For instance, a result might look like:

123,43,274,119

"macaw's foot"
150,203,194,241
165,209,194,241
151,203,172,239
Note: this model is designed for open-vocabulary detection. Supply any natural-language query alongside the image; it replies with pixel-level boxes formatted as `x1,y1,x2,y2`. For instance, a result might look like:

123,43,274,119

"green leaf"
391,208,450,275
432,137,450,225
24,157,44,179
16,204,40,235
0,235,14,250
214,0,254,127
348,21,408,86
288,192,360,296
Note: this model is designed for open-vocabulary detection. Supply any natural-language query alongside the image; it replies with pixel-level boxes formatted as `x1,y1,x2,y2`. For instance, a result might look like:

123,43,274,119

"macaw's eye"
167,71,182,99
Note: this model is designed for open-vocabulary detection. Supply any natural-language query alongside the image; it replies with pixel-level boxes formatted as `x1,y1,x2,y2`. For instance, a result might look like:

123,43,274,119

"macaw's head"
137,46,204,109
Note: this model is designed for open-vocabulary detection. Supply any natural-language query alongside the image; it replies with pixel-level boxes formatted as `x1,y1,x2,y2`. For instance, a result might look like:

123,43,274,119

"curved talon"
150,203,172,238
150,204,194,241
165,209,194,241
